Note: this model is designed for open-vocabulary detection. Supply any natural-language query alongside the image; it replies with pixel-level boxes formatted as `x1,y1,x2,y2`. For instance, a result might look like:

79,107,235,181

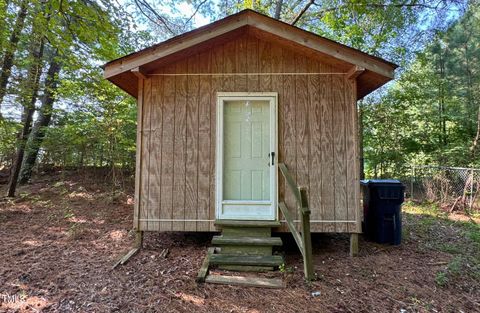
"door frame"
215,92,278,220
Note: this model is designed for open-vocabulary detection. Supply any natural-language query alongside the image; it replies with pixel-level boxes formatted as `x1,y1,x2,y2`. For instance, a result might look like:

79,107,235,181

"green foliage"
364,4,480,177
0,0,477,185
0,0,144,175
41,80,137,168
0,118,20,165
403,202,480,287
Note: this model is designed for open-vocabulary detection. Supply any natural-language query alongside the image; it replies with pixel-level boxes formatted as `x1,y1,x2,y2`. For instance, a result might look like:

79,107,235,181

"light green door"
216,94,277,220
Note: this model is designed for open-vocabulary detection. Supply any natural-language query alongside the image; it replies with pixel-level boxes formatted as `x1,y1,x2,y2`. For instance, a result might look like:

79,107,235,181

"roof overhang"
104,9,397,99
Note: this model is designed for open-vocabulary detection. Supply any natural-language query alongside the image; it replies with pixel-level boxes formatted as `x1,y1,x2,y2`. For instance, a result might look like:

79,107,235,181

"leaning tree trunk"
19,51,61,184
471,103,480,159
6,38,45,197
0,0,11,53
0,0,28,117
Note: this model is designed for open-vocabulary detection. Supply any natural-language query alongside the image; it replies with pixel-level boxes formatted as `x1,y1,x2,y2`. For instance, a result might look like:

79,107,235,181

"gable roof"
104,9,397,99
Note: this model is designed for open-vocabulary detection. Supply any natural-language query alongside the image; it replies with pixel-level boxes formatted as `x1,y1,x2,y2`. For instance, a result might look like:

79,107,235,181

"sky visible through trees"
0,0,478,196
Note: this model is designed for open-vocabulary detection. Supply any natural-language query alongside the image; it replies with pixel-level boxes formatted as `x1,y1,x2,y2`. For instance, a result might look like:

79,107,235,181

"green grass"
403,201,480,287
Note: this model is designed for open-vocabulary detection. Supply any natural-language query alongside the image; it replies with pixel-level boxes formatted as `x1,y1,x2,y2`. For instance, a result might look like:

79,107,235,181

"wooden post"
135,230,143,248
350,233,359,257
470,169,474,210
299,187,314,281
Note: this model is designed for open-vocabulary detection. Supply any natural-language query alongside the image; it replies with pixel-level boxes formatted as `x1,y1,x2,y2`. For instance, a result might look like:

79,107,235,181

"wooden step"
205,274,284,288
212,236,283,246
209,254,284,267
222,226,271,238
215,220,281,228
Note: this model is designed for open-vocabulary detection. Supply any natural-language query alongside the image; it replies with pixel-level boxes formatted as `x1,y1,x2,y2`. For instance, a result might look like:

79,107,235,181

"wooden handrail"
278,163,314,281
278,163,301,204
279,202,304,253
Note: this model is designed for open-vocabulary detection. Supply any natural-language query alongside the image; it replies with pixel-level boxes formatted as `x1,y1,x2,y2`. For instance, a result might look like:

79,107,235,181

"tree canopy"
0,0,478,195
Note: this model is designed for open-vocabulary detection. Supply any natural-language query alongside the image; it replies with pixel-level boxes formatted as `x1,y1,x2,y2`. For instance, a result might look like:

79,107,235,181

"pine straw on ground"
0,170,479,312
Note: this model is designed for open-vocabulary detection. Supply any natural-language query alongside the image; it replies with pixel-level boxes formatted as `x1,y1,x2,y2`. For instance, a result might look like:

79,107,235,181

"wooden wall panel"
210,46,223,231
246,37,259,91
320,63,335,233
281,48,297,222
224,40,236,92
332,75,348,233
148,73,163,231
259,41,271,90
235,36,247,91
271,46,284,230
159,64,176,231
185,55,199,231
140,78,152,231
197,50,211,231
348,79,362,233
172,61,187,231
295,52,310,231
137,33,360,233
307,59,322,233
133,78,144,230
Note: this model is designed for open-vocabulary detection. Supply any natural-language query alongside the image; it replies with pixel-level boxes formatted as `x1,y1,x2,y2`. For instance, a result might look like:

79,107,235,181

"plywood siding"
136,33,361,233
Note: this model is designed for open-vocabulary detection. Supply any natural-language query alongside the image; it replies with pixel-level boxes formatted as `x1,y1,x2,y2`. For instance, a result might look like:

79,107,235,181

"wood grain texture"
246,36,259,91
258,40,271,90
235,35,247,91
320,64,335,233
224,40,236,92
307,60,323,233
197,50,211,231
160,64,176,231
149,73,163,231
351,79,362,233
281,48,297,225
345,79,356,233
295,52,310,230
185,55,199,231
332,75,348,233
173,61,187,231
133,78,144,230
135,34,360,233
271,46,284,231
210,45,223,231
140,78,152,231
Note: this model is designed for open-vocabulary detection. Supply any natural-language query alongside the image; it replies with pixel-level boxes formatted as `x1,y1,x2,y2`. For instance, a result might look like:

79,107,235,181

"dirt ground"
0,169,479,312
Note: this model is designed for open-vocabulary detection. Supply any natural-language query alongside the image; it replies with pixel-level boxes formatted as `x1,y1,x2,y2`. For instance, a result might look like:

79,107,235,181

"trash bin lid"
360,179,403,185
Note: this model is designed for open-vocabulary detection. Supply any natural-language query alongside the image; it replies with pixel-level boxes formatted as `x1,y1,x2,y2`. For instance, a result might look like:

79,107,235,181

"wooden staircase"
197,220,285,288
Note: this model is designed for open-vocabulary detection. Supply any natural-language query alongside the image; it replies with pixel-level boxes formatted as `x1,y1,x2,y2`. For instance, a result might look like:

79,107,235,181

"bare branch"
183,0,209,30
291,0,315,26
134,0,176,35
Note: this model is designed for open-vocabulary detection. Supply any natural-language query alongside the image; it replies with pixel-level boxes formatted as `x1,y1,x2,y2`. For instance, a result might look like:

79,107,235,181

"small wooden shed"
104,9,396,236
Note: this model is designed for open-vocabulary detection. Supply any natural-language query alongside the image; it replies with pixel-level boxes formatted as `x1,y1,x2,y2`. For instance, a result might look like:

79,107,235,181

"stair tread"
210,254,284,266
215,220,281,228
205,274,284,288
212,236,283,246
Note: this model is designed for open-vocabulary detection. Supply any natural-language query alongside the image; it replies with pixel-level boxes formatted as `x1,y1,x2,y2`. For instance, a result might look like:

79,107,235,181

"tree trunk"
0,0,28,117
274,0,283,19
6,38,45,196
19,52,61,184
472,105,480,159
0,0,11,53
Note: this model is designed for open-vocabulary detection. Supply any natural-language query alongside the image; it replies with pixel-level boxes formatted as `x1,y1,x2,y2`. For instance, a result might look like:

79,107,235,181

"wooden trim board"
104,10,396,80
205,274,284,288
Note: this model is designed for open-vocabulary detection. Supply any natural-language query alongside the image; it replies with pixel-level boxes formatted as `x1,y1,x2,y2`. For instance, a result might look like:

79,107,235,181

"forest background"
0,0,478,196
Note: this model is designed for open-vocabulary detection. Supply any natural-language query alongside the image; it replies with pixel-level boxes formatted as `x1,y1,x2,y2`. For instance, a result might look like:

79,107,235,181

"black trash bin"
361,179,405,245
